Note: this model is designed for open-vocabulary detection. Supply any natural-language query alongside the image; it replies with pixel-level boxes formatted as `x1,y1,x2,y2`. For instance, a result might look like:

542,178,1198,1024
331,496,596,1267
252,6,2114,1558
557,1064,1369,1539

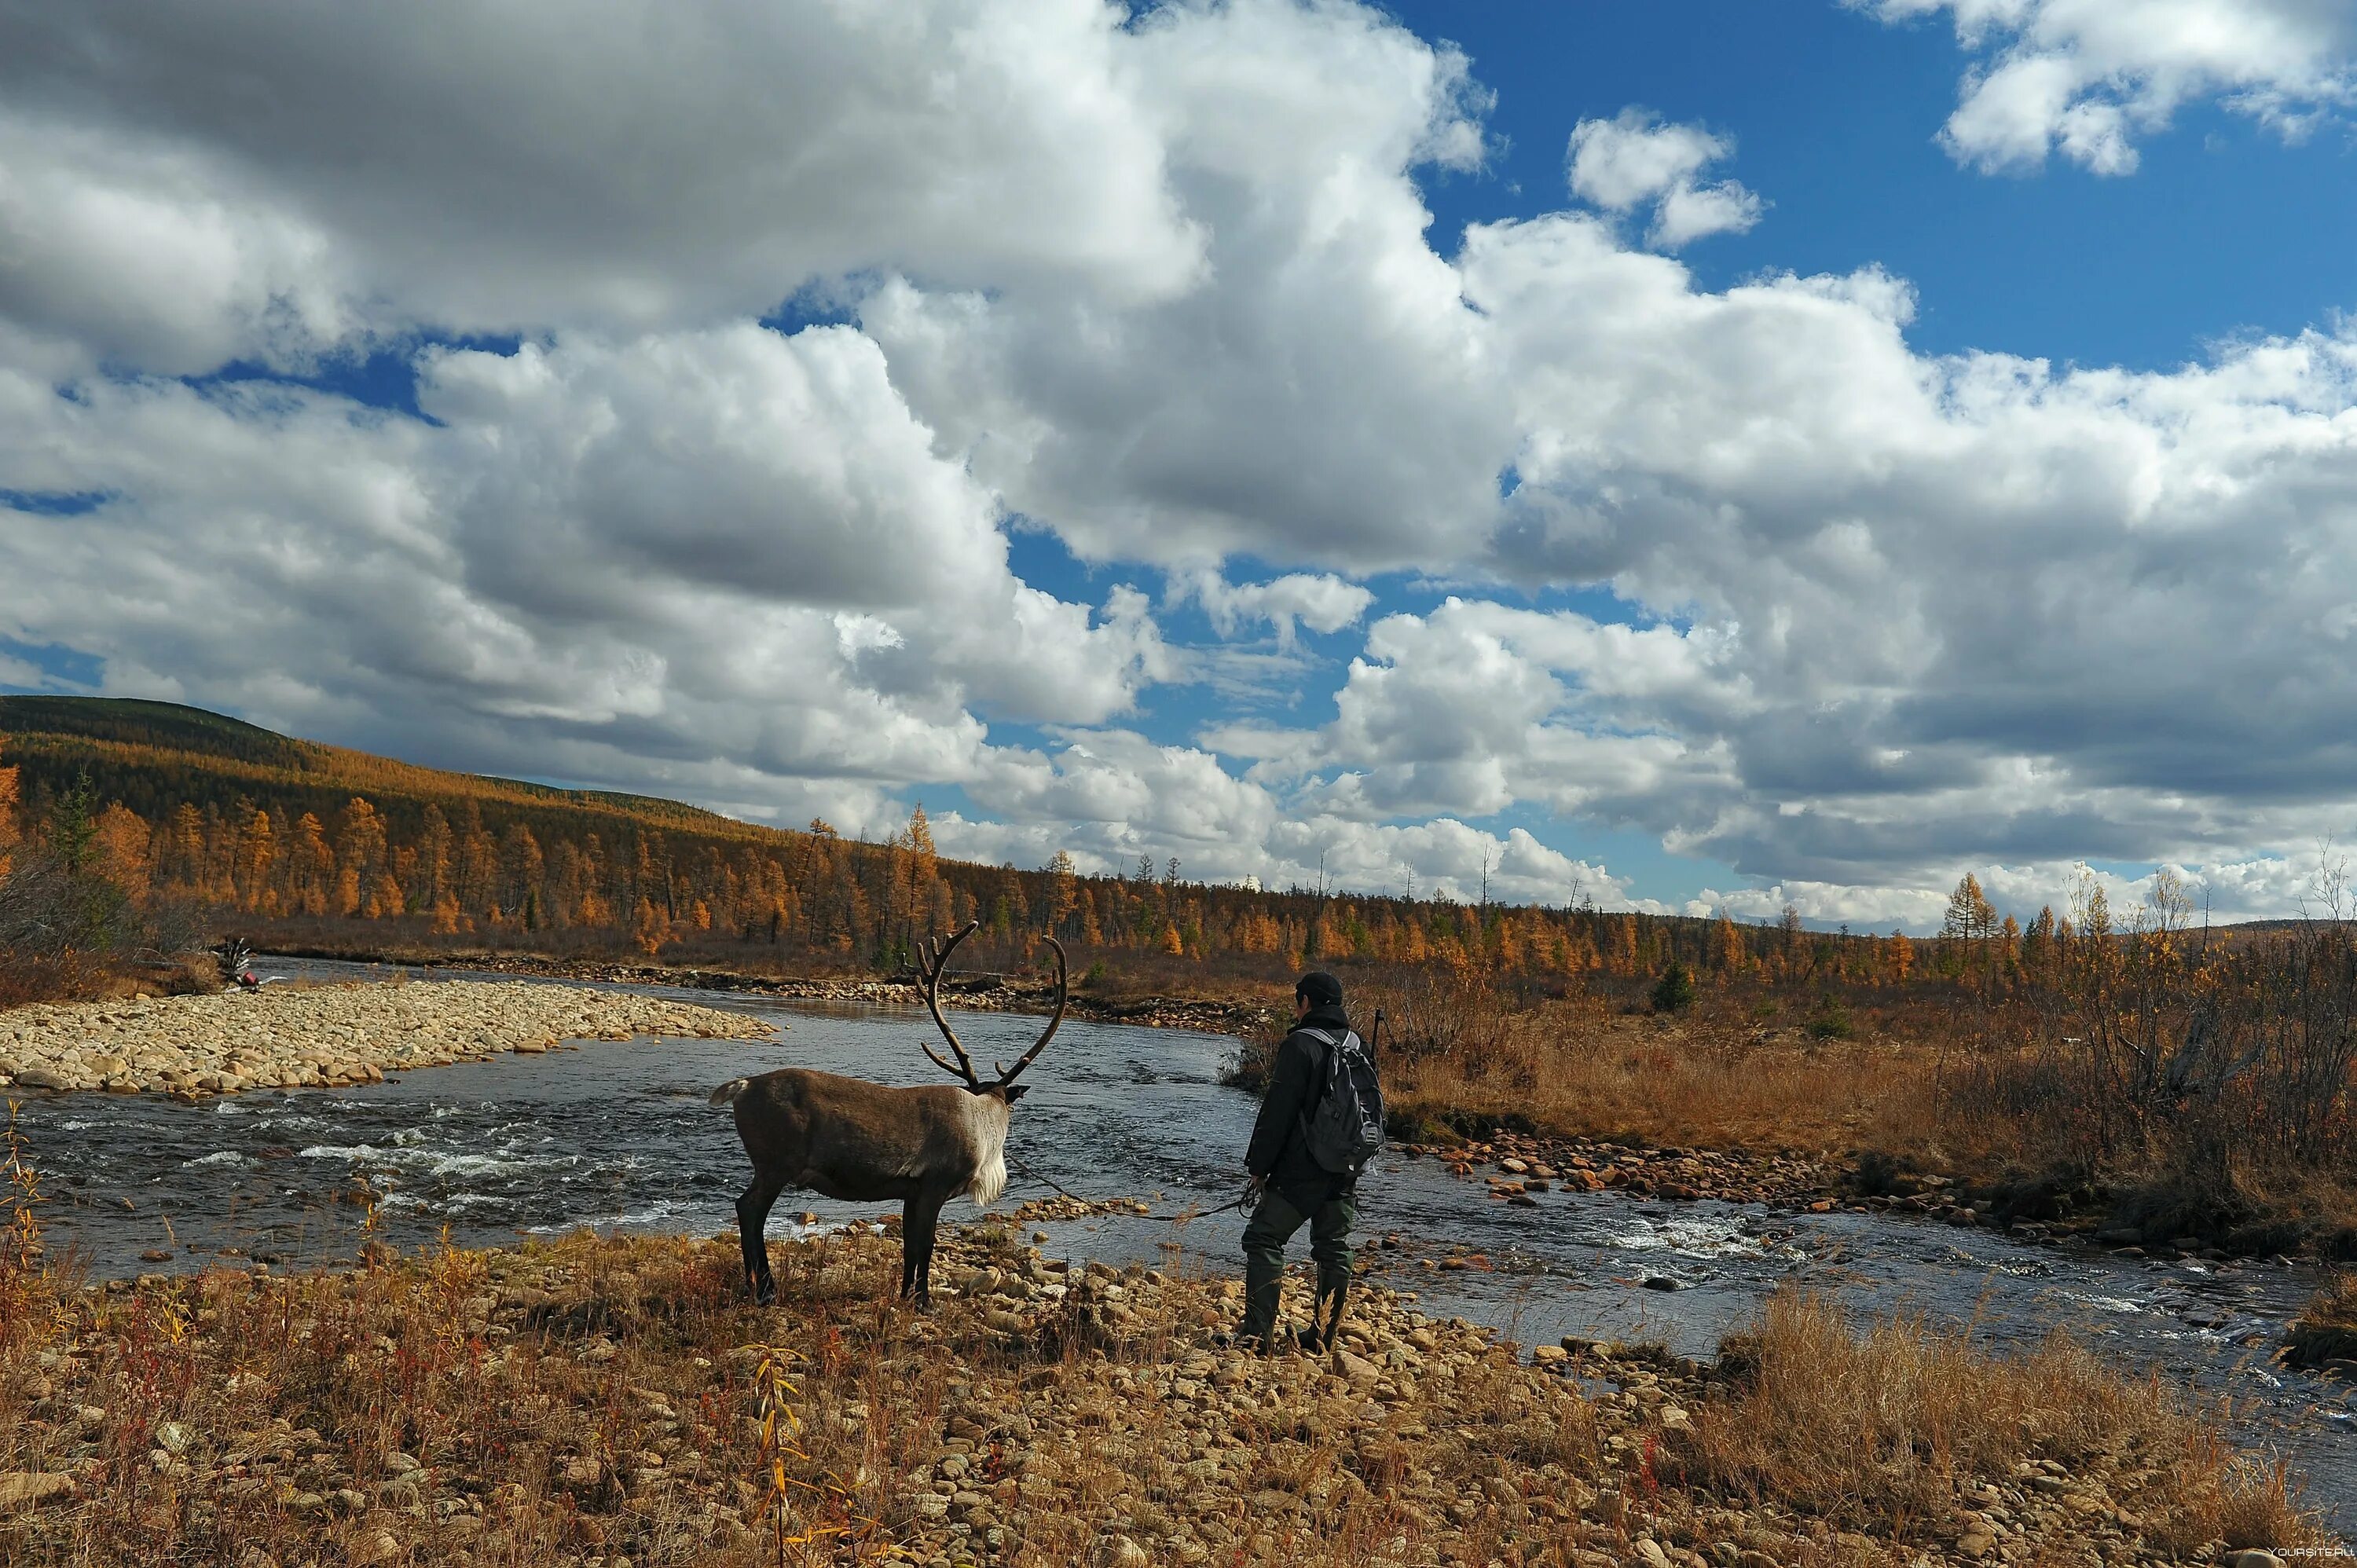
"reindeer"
709,921,1067,1306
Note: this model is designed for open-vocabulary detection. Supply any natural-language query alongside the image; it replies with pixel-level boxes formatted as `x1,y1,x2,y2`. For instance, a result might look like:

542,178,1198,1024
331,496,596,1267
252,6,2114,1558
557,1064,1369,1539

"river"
10,958,2353,1522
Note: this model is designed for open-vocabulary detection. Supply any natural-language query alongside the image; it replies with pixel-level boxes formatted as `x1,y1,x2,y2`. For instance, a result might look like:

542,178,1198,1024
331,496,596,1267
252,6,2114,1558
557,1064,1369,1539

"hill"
0,695,1904,987
0,696,765,844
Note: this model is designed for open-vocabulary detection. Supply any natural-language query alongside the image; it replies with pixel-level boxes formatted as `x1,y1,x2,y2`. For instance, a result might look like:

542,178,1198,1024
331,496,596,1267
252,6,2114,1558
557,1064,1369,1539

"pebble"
350,1531,401,1566
0,1472,75,1513
0,980,771,1097
1406,1130,1835,1211
453,951,1281,1038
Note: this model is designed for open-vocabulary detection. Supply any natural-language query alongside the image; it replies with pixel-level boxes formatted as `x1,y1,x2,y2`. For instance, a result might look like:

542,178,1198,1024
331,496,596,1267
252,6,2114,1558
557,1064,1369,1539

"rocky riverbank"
0,1227,2319,1566
350,948,1287,1038
1409,1130,2326,1266
1406,1130,1839,1211
0,981,772,1097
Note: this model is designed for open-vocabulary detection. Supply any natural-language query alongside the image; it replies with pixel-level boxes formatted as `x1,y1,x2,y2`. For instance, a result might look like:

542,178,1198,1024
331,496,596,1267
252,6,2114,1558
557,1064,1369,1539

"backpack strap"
1296,1024,1343,1055
1295,1025,1357,1083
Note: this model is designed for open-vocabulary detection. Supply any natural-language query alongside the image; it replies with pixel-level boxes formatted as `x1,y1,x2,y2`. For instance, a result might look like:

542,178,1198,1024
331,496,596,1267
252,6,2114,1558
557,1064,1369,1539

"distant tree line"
0,701,2176,991
0,722,2122,991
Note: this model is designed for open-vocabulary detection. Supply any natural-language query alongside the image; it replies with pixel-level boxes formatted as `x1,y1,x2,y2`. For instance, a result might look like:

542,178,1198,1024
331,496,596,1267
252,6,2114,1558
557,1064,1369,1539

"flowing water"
12,958,2355,1522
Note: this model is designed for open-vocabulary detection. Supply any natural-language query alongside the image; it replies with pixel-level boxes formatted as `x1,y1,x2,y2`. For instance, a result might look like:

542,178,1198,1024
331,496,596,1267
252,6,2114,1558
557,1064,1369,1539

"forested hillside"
0,696,2001,986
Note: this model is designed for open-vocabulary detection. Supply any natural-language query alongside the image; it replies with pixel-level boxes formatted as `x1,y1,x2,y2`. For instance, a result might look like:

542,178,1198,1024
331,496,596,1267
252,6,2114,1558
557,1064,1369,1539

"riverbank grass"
1693,1290,2315,1557
2286,1272,2357,1371
1381,1001,1944,1159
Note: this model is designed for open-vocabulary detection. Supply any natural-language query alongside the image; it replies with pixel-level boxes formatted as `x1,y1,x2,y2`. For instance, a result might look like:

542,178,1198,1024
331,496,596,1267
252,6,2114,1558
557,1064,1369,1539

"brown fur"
714,921,1063,1306
712,1066,1016,1304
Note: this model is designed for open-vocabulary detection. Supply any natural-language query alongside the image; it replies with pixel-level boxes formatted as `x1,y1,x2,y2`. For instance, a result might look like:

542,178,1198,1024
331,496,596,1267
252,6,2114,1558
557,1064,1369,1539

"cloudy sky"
5,0,2357,930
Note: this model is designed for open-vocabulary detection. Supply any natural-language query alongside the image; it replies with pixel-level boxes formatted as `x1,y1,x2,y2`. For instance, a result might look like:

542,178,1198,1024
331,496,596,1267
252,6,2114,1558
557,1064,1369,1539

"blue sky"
5,1,2357,929
1394,2,2357,372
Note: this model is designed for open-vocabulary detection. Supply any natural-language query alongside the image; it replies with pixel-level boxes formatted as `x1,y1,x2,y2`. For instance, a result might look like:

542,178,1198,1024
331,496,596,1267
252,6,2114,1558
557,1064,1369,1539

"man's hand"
1246,1171,1266,1194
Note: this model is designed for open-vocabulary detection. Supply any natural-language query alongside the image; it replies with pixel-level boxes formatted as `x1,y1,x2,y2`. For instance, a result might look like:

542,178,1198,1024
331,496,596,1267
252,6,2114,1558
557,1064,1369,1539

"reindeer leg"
903,1189,951,1309
735,1171,787,1306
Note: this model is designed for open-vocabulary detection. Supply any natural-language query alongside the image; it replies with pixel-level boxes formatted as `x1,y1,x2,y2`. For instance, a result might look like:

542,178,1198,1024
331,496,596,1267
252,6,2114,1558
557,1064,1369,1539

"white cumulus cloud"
1171,570,1376,646
1567,108,1764,248
1857,0,2357,174
0,0,1205,367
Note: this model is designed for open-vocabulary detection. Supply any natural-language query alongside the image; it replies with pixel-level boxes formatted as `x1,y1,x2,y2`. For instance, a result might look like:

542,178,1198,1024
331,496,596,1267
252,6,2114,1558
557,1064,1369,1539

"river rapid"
12,958,2354,1522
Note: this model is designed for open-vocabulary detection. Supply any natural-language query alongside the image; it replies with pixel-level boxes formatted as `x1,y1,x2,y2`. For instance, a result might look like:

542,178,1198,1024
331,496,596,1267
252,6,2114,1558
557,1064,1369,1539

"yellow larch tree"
92,804,153,900
0,736,17,877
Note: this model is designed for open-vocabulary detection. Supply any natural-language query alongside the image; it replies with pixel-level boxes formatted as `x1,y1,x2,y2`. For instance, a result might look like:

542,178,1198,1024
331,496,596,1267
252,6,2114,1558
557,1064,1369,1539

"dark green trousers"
1240,1185,1354,1342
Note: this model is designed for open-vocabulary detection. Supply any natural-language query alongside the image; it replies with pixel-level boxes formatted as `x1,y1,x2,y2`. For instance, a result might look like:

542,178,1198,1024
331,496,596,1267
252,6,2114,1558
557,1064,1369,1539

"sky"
4,0,2357,932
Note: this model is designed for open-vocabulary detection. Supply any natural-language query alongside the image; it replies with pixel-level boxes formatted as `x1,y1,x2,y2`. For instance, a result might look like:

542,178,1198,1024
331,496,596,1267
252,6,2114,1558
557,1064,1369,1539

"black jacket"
1246,1002,1358,1206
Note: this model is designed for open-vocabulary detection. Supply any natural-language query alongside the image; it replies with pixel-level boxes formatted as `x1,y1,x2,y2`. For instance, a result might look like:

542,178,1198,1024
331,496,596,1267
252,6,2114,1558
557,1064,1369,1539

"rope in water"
1003,1146,1256,1223
1004,1151,1351,1357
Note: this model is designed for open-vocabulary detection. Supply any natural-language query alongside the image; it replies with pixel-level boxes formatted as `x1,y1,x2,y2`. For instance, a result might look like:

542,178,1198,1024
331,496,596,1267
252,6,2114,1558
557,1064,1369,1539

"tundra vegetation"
1342,866,2357,1260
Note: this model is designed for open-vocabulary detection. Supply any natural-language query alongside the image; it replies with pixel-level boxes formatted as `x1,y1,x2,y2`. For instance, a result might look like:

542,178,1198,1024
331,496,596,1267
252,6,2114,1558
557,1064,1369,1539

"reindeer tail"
709,1077,752,1108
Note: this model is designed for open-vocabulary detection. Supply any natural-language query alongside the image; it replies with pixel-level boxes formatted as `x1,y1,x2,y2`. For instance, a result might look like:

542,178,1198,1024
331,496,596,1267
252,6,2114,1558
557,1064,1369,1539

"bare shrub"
1351,951,1534,1063
0,844,210,1006
1945,875,2357,1243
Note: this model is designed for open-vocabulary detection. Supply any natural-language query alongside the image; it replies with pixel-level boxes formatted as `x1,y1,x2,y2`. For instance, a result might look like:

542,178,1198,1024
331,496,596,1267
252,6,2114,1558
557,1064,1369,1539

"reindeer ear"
1001,1084,1031,1104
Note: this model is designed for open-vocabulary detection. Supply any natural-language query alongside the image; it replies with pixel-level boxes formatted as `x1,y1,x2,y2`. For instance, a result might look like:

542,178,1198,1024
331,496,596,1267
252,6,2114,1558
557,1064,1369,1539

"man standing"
1235,969,1377,1352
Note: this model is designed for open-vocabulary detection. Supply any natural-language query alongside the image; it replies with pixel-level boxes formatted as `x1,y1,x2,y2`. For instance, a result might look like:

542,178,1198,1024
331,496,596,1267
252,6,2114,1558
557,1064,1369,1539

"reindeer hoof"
753,1280,776,1307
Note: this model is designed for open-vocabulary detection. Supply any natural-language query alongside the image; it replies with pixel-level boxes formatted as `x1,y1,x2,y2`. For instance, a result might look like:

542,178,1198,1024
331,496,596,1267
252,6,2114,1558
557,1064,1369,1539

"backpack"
1296,1026,1386,1177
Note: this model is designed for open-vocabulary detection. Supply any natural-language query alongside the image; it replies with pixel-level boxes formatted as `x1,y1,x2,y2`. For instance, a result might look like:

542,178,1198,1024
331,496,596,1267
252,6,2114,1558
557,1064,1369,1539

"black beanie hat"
1295,970,1344,1008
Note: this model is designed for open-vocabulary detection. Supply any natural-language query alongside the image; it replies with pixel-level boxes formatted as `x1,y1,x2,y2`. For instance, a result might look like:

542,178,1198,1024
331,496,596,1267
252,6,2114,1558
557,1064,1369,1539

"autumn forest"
0,697,2061,993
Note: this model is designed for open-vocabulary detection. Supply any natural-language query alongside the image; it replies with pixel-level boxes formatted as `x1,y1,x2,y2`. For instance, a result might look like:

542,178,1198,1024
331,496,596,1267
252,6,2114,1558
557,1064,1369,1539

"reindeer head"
914,920,1068,1101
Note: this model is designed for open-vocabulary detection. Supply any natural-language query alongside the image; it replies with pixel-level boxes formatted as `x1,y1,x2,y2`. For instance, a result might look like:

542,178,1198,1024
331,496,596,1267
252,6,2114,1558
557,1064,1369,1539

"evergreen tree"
49,766,98,876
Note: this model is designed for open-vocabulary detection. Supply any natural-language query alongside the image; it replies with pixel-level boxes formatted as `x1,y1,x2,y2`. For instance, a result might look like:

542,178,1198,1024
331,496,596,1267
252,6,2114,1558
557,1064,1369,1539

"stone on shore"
0,980,772,1098
0,1472,76,1513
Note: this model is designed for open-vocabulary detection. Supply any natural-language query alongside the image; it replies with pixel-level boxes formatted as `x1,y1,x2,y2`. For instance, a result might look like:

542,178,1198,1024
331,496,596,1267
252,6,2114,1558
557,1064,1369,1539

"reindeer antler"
992,935,1069,1090
914,921,984,1086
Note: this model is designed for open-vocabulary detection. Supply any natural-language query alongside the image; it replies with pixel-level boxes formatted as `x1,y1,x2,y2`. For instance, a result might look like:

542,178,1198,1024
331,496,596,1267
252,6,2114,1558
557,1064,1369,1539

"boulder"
350,1531,402,1566
0,1472,75,1512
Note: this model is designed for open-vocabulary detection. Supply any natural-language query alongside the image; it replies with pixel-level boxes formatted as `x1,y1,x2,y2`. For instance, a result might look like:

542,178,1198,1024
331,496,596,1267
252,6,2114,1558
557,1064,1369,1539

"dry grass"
1376,990,1945,1158
1688,1288,2326,1555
